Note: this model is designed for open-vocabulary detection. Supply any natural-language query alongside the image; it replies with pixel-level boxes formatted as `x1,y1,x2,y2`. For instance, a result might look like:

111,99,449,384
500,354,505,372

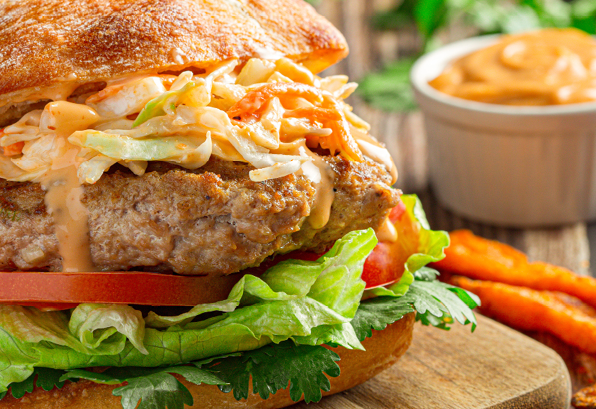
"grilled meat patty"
0,157,399,275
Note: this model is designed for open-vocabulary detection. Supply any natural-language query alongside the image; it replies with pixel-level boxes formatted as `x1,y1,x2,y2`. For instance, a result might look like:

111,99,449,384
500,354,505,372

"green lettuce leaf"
0,305,137,358
69,304,148,355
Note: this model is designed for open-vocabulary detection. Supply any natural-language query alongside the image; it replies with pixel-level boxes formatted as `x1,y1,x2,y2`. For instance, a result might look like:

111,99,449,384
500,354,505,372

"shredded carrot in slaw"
283,107,341,121
227,83,324,121
229,83,364,162
2,142,24,156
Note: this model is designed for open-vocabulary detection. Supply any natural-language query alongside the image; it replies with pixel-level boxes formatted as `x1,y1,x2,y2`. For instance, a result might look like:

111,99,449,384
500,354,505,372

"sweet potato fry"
433,230,596,309
451,276,596,354
573,384,596,408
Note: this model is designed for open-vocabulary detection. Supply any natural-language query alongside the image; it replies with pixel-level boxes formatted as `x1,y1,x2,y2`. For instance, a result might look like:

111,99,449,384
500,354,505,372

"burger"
0,0,478,408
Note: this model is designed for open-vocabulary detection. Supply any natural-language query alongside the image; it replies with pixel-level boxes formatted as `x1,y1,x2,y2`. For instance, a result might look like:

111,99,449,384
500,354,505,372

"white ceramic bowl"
411,35,596,227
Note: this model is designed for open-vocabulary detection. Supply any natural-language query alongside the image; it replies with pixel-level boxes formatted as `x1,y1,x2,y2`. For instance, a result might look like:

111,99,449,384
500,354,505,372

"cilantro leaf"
33,368,66,392
60,365,226,409
8,373,34,399
10,368,66,399
352,276,479,341
413,266,441,281
350,296,415,341
60,369,123,385
0,392,5,400
199,341,340,403
113,372,193,409
408,280,479,331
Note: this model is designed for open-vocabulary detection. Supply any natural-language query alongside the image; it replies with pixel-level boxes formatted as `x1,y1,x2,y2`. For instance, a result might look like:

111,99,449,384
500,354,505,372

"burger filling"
0,59,478,408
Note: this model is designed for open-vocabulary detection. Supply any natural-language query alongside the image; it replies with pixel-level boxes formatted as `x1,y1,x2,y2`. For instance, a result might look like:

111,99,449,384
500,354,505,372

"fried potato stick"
571,385,596,409
433,230,596,309
452,276,596,354
573,384,596,409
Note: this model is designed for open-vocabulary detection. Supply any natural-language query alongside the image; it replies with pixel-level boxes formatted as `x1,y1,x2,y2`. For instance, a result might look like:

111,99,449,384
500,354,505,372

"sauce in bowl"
429,28,596,106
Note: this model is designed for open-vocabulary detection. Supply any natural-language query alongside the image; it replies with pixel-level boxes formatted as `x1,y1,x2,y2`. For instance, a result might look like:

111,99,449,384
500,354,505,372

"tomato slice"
362,201,408,289
0,272,244,307
17,303,80,311
0,201,407,307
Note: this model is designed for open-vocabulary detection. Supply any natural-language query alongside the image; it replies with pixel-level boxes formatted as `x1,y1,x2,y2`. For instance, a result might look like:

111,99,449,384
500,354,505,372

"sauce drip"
273,140,335,230
305,153,335,229
41,152,94,272
40,101,98,272
376,217,398,243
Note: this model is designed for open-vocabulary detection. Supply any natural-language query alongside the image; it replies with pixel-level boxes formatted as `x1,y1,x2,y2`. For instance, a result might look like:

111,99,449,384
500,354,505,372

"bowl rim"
410,33,596,117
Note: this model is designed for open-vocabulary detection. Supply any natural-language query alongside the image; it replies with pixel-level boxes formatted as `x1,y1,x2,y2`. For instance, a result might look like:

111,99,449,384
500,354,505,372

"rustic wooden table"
315,0,596,401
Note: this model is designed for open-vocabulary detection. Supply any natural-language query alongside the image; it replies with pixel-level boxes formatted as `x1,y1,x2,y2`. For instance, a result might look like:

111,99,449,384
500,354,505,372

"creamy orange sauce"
41,155,94,272
274,139,335,230
0,83,80,108
305,153,335,230
376,217,398,243
429,28,596,106
41,101,98,272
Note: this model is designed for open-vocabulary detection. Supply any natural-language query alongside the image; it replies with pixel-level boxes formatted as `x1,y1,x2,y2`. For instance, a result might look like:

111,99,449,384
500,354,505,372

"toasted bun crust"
0,314,415,409
0,0,348,106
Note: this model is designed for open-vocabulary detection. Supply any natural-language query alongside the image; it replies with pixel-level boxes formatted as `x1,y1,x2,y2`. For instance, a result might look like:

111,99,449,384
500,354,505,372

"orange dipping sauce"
429,29,596,106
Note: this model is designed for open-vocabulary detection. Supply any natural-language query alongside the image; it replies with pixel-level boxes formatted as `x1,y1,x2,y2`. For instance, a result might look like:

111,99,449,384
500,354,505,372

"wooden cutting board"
293,315,571,409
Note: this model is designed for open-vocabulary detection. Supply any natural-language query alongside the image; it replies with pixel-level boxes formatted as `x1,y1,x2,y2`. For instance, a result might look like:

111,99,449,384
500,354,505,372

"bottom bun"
0,313,415,409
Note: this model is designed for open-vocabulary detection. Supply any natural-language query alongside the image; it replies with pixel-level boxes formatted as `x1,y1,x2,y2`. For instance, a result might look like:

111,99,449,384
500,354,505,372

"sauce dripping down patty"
41,101,98,272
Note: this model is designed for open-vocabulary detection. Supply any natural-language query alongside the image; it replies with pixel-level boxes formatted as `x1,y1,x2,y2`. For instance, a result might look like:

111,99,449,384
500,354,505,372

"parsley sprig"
199,342,341,403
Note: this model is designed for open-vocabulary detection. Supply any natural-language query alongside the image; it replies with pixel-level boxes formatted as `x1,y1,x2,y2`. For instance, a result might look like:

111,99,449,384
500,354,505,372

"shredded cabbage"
0,57,382,184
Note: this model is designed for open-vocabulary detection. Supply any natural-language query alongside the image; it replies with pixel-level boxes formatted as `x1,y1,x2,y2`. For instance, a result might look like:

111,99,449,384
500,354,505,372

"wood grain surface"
292,315,571,409
314,0,596,406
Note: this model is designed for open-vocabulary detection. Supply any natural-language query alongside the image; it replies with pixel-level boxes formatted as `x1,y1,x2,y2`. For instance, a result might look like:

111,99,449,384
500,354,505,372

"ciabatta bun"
0,0,348,107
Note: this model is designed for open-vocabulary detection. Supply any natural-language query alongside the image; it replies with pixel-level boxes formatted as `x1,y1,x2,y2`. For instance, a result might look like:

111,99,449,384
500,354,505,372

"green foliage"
199,341,341,403
350,296,415,341
358,59,418,112
60,365,225,409
8,368,65,399
113,372,194,409
352,275,479,341
359,0,596,111
3,268,479,409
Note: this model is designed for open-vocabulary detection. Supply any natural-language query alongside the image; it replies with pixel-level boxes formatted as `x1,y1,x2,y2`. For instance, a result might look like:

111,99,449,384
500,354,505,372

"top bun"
0,0,348,106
